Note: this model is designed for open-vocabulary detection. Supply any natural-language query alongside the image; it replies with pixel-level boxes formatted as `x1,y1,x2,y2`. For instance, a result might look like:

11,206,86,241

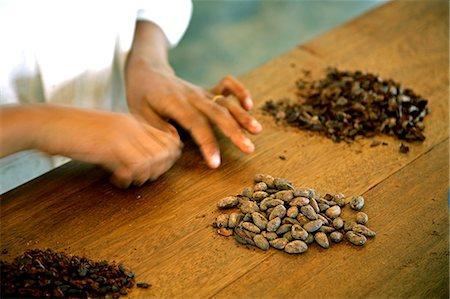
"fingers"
193,98,256,154
214,96,263,135
170,105,221,169
210,75,253,110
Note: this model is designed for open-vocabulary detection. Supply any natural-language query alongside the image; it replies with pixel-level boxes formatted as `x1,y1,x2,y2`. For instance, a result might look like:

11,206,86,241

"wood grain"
1,1,448,298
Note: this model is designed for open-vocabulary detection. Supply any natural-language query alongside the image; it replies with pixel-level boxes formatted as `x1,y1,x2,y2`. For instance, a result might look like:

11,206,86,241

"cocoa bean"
215,214,229,228
239,200,260,214
303,219,323,233
352,224,376,237
253,234,270,251
269,204,287,220
330,231,343,243
251,212,268,230
356,212,369,224
217,196,239,209
269,238,289,250
346,231,367,246
291,224,308,241
286,206,299,218
315,232,330,248
284,240,308,254
289,197,310,206
274,178,294,190
266,217,282,232
325,206,341,219
332,217,344,230
276,224,292,235
228,213,244,228
300,205,318,220
350,195,364,210
252,191,269,201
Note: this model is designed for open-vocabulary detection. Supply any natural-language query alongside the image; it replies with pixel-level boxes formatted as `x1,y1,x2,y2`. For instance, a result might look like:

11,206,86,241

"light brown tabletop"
1,1,449,298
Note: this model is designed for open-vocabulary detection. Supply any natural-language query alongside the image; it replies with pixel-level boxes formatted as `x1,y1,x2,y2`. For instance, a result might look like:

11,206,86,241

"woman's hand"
126,21,262,169
0,105,182,188
127,66,262,168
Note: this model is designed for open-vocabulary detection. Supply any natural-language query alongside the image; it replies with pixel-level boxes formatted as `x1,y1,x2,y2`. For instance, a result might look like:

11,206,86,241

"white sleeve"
136,0,193,47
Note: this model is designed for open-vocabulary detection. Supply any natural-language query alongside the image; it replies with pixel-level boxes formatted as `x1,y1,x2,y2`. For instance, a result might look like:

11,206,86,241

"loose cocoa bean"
356,212,369,224
346,231,367,246
293,188,316,199
303,219,323,233
350,195,364,210
254,182,268,191
269,204,287,220
310,198,320,213
217,228,233,237
253,234,270,251
252,212,268,231
217,196,239,209
269,238,289,250
266,217,282,232
274,178,294,190
330,231,343,243
228,213,244,228
240,221,261,234
286,206,299,218
276,224,292,235
215,214,229,228
284,240,308,254
332,217,344,230
234,227,255,245
275,190,294,202
291,224,308,241
239,200,260,214
325,206,341,219
252,191,269,201
334,193,346,207
290,197,310,206
315,232,330,249
352,224,376,237
301,205,318,220
242,187,254,198
259,198,284,211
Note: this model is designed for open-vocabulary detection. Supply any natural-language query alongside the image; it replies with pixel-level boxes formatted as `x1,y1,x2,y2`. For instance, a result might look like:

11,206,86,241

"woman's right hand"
0,105,182,188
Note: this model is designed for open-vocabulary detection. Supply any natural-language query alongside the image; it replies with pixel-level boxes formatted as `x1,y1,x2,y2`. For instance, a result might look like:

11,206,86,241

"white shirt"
0,0,192,193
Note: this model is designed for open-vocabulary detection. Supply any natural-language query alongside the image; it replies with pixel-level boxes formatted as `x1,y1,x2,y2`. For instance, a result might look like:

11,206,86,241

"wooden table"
1,1,448,298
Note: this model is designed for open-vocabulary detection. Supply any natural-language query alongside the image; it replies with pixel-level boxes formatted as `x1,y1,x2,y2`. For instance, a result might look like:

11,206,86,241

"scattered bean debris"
1,249,8,255
399,143,410,154
0,249,136,298
136,282,151,289
370,140,381,147
278,155,286,160
262,68,429,146
213,174,376,254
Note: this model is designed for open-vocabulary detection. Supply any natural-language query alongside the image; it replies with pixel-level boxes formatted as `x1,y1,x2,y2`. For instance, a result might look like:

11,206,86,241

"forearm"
126,20,173,73
0,105,45,157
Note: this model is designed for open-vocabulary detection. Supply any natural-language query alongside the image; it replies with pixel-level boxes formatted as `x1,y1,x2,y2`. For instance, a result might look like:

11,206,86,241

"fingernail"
243,138,255,152
209,152,221,168
250,119,262,132
245,97,253,110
